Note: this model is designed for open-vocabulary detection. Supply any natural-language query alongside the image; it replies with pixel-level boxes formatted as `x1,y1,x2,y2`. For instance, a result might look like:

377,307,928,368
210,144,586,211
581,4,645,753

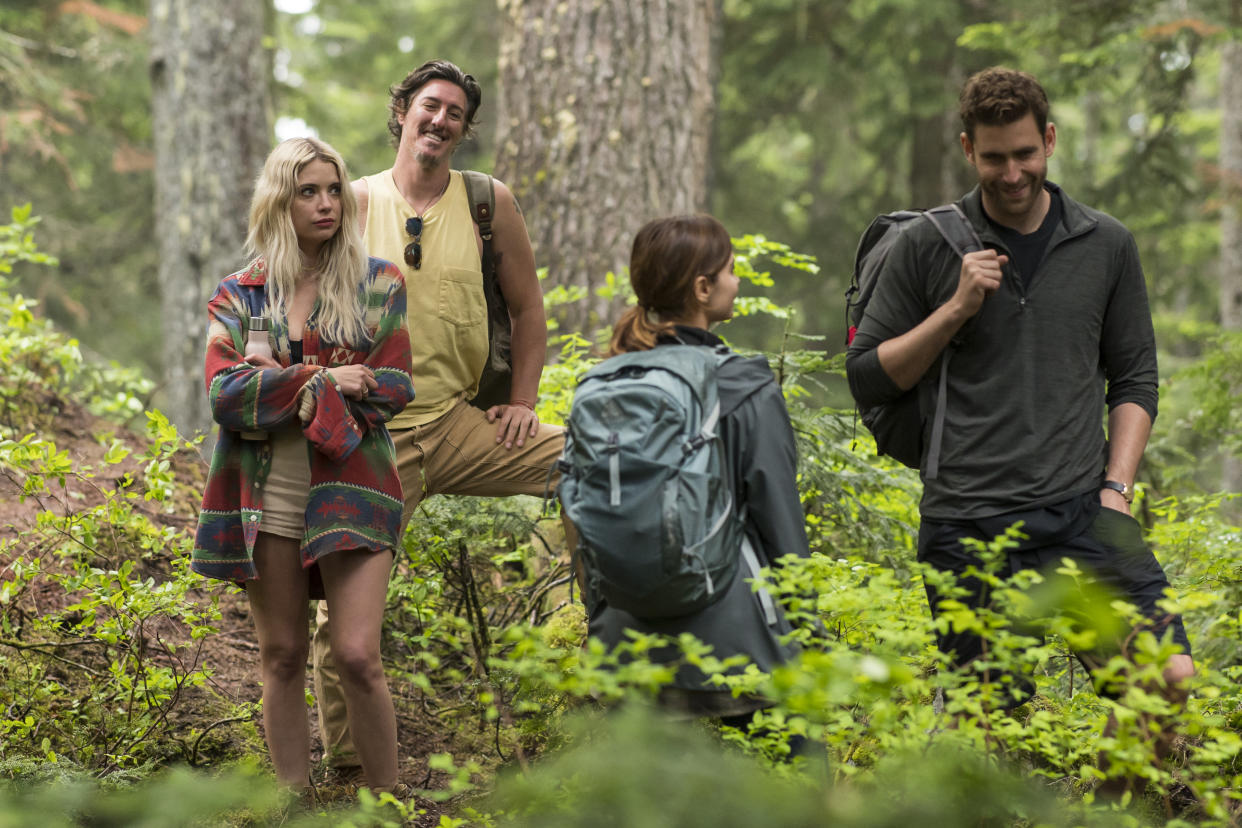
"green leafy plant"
4,210,1241,826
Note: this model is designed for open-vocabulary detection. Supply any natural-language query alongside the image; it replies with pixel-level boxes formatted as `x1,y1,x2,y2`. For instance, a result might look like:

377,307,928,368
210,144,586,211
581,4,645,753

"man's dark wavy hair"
959,67,1049,141
387,59,482,147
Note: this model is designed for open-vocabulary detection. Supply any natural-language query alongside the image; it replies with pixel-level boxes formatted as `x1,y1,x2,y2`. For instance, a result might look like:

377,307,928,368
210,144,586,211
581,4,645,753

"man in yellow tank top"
312,60,565,776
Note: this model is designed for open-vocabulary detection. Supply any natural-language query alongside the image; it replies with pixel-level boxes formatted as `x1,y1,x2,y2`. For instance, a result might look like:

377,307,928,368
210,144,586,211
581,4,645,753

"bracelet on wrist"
1102,479,1134,503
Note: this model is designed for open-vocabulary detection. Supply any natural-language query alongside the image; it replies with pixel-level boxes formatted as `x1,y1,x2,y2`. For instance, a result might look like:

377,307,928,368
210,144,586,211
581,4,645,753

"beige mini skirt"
258,425,310,540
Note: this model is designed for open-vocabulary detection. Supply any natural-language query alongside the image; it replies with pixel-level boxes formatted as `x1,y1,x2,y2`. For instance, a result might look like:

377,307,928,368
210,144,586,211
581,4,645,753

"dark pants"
918,495,1191,707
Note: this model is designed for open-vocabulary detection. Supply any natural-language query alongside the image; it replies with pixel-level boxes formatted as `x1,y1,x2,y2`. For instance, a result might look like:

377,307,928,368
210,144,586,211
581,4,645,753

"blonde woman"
193,137,415,793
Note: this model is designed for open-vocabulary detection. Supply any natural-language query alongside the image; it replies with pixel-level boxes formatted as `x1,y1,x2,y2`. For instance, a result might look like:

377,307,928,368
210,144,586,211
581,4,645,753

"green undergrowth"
1,207,1240,825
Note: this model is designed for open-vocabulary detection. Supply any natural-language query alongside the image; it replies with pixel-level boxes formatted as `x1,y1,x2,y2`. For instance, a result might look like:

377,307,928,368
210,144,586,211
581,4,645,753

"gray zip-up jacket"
846,183,1158,521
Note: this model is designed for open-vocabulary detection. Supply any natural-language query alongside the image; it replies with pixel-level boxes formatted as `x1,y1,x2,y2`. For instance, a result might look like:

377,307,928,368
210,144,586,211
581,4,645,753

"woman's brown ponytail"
608,215,732,356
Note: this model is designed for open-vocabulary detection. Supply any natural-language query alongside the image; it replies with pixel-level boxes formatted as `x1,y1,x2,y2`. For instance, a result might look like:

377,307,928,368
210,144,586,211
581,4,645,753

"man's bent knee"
1163,653,1195,687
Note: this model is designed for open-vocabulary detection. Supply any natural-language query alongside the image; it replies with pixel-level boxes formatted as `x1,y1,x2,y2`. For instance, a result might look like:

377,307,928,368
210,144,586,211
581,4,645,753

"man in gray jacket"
846,67,1193,706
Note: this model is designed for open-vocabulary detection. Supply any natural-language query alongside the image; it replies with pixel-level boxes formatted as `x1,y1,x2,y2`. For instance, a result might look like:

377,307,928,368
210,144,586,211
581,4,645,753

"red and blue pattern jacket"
192,256,416,581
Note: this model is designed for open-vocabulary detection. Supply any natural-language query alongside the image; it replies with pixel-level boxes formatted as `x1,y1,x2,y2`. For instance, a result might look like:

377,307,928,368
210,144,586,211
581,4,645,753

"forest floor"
0,391,466,824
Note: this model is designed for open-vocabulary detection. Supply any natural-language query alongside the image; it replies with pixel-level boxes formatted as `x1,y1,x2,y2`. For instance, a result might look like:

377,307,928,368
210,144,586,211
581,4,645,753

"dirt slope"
0,396,458,822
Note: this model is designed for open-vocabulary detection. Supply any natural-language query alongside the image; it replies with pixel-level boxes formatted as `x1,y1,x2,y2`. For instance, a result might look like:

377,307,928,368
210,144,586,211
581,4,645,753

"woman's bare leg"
245,532,312,789
317,548,398,791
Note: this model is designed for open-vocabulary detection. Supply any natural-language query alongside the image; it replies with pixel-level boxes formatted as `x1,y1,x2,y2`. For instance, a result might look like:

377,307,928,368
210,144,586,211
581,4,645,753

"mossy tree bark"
149,0,270,439
494,0,720,335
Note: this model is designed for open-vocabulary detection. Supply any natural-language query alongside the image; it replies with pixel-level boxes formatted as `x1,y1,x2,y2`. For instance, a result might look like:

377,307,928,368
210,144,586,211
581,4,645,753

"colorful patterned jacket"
192,256,416,581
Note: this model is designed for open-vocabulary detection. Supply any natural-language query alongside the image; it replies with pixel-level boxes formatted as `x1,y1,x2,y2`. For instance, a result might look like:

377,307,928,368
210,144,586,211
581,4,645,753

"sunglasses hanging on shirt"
404,216,423,270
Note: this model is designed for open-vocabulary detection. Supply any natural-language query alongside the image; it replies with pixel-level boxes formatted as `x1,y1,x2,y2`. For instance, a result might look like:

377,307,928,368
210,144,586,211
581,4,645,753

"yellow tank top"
363,169,488,427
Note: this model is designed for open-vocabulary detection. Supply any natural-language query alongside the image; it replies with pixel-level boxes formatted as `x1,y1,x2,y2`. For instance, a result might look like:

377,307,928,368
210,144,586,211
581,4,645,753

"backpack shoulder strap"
711,344,739,369
461,170,515,410
461,170,496,277
919,203,982,481
923,203,983,257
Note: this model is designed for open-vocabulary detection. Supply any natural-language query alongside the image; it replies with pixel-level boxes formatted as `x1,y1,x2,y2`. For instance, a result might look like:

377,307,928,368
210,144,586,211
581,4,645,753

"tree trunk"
1220,33,1242,492
908,51,957,209
920,13,992,206
494,0,719,336
149,0,270,439
1224,45,1242,330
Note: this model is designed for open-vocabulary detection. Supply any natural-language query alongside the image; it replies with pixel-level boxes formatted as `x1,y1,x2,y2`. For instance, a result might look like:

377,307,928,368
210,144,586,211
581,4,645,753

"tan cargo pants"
312,396,565,767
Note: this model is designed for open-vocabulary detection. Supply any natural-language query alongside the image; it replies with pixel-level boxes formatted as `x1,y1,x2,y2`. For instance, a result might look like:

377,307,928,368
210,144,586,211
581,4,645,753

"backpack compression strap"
686,399,721,452
739,536,778,626
921,204,983,480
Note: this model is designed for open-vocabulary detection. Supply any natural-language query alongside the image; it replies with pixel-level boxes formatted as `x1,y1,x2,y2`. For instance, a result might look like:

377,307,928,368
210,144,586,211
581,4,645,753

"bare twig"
534,599,572,626
0,638,102,675
189,714,254,766
526,573,573,625
0,29,79,58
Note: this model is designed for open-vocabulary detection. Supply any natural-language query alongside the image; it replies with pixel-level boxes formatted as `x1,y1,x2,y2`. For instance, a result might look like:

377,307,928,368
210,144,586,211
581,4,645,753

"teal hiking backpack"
557,345,746,619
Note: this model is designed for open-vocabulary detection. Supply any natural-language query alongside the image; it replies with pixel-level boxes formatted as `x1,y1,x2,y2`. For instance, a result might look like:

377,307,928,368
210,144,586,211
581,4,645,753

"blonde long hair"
245,137,367,345
610,215,733,355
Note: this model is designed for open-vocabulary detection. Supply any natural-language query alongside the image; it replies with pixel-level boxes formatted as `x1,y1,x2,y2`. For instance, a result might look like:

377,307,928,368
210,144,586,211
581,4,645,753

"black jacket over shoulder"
587,326,811,717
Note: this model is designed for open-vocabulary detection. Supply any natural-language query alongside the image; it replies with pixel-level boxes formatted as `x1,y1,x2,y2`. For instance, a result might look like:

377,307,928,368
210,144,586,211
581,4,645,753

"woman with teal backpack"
582,214,811,737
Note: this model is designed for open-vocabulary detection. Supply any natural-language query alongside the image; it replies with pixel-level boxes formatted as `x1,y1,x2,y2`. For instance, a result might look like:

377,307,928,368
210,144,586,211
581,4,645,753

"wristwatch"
1102,479,1134,503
